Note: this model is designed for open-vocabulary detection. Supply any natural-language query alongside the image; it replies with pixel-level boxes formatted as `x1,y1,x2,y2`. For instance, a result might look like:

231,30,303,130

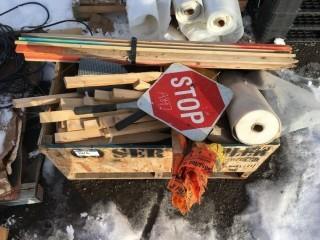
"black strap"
128,37,137,64
115,110,147,130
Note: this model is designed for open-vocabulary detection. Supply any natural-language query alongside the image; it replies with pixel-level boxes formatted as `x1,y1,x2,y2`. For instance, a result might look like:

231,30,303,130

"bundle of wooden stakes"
13,71,172,145
15,33,297,70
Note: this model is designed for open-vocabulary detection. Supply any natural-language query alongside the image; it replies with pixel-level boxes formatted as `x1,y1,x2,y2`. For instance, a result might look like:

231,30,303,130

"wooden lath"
15,34,297,70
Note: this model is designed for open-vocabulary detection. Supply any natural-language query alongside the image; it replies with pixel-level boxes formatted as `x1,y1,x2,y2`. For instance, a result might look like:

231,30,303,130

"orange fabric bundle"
168,141,224,215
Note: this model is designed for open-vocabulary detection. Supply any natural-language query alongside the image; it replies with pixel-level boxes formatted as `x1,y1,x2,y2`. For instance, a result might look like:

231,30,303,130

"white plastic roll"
180,22,219,41
220,71,281,145
204,0,243,38
126,0,171,39
173,0,204,24
157,0,172,36
173,0,219,42
220,23,244,43
164,25,187,41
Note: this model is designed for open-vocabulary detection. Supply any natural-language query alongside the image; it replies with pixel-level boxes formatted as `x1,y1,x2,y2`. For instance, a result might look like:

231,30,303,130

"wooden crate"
39,63,279,180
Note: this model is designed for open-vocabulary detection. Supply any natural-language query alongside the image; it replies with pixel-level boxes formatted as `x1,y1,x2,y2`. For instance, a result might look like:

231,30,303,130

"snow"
274,38,286,45
150,206,217,240
0,108,13,155
229,65,320,240
66,225,75,240
230,127,320,240
5,215,16,227
0,0,80,30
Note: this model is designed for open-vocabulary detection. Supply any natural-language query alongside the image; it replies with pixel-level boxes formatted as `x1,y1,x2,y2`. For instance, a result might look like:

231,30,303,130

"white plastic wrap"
173,0,204,23
174,0,244,42
126,0,171,39
164,25,187,41
173,0,220,42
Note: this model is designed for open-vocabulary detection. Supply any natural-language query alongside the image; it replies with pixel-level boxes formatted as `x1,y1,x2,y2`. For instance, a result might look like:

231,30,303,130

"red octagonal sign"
137,63,233,141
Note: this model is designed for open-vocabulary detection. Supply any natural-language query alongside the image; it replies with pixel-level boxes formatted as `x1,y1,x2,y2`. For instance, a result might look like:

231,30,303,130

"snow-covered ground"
1,1,320,240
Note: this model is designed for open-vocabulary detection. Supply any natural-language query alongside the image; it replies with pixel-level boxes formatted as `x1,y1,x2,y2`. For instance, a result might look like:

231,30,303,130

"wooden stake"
66,119,84,131
94,90,113,101
83,119,100,129
64,72,161,89
60,98,84,110
133,79,151,91
55,128,104,143
13,93,79,108
112,88,143,100
55,121,168,143
0,227,9,240
105,121,168,138
40,109,133,123
71,132,171,145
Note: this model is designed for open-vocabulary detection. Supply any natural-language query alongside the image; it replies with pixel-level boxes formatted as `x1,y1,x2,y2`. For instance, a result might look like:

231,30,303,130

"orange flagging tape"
168,142,224,215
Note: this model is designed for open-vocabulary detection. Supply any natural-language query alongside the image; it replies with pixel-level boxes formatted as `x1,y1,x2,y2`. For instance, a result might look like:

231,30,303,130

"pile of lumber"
15,33,297,70
13,71,171,144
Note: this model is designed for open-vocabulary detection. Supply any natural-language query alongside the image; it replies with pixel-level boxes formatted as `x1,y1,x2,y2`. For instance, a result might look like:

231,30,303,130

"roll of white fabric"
173,0,204,24
126,0,171,39
164,25,187,41
157,0,172,36
220,71,281,145
204,0,240,35
173,0,219,42
203,0,243,40
180,21,220,41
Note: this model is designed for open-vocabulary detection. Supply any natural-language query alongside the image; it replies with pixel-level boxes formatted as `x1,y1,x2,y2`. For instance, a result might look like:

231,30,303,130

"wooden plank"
64,72,161,89
48,28,83,35
16,40,295,58
77,5,125,13
83,96,97,106
66,119,84,131
13,93,79,108
133,80,151,91
105,121,168,138
18,45,297,69
94,90,113,101
60,98,84,110
20,33,293,52
79,0,121,4
55,121,167,143
40,109,133,123
94,90,138,103
55,128,104,143
112,88,143,100
16,42,297,69
98,112,153,128
83,119,100,129
71,132,171,145
0,227,8,240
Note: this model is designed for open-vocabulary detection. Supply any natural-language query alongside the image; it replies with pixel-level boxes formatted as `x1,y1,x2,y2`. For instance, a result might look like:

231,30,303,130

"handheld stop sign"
137,63,233,141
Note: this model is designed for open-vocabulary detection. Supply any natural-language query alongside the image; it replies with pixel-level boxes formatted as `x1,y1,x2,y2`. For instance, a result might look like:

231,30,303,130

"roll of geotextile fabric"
219,71,281,145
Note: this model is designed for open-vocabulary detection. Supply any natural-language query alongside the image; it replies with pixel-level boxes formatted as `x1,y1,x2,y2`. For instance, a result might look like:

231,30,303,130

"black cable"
0,2,93,35
0,1,93,98
0,2,50,30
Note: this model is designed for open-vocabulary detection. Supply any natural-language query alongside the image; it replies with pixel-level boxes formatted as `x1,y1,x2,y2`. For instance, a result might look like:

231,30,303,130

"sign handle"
115,110,147,130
